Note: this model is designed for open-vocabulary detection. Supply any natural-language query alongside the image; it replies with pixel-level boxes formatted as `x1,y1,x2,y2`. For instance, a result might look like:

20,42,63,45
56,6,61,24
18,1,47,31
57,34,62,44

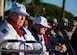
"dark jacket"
70,28,77,55
56,28,76,55
46,30,59,54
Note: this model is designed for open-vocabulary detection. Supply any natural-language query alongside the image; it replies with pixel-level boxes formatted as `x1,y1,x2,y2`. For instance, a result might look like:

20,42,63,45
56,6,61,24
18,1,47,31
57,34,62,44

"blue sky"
43,0,77,17
5,0,77,17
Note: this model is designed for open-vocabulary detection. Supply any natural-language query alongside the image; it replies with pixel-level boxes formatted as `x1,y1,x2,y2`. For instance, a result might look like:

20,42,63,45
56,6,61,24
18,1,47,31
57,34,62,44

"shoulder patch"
2,29,7,33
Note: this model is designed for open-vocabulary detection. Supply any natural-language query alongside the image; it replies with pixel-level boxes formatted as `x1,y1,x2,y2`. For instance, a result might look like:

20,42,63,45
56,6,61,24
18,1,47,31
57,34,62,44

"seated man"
29,16,51,55
0,2,32,55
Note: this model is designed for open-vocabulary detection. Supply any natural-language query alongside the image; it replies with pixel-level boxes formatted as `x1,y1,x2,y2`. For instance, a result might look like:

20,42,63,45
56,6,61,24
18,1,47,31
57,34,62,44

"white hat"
33,16,51,28
10,3,29,16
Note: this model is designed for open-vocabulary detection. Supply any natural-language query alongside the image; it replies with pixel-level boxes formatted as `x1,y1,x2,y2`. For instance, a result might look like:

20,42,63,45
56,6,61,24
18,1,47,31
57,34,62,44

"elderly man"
29,16,51,55
0,2,31,55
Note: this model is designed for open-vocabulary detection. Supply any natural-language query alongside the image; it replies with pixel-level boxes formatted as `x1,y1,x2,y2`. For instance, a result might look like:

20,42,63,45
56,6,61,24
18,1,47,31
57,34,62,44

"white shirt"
22,27,35,41
0,22,32,50
38,35,46,51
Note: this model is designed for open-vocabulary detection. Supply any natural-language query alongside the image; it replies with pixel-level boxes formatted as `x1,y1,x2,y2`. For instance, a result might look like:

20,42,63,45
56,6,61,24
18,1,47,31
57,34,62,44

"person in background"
23,20,28,29
28,16,35,29
70,19,77,55
46,18,65,55
56,18,76,55
0,2,32,55
67,20,77,40
29,16,51,55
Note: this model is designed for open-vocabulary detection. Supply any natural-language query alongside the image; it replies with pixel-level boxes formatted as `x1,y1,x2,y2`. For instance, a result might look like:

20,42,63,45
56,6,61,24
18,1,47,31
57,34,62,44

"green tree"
31,0,43,4
5,0,74,20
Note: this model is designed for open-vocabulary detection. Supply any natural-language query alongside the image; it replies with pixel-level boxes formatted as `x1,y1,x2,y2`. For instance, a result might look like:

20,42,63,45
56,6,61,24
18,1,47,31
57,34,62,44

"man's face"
70,26,76,32
35,24,47,35
17,15,25,28
51,23,57,29
39,25,47,35
64,22,68,27
12,13,26,28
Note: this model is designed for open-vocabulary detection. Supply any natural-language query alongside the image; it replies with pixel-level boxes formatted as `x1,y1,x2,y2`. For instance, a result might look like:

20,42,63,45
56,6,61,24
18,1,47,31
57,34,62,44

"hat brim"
41,24,51,28
17,11,30,17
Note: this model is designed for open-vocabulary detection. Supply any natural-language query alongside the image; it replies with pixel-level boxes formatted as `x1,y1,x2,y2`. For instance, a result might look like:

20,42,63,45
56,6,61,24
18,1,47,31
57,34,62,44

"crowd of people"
0,2,77,55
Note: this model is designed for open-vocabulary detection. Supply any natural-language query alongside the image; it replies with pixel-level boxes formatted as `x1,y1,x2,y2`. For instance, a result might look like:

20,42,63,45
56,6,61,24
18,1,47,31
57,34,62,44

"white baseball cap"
33,16,51,28
10,3,29,16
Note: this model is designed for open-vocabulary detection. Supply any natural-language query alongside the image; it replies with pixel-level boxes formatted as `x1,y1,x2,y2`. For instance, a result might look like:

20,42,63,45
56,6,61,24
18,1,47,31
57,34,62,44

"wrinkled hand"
55,45,62,52
55,43,67,53
61,44,67,53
